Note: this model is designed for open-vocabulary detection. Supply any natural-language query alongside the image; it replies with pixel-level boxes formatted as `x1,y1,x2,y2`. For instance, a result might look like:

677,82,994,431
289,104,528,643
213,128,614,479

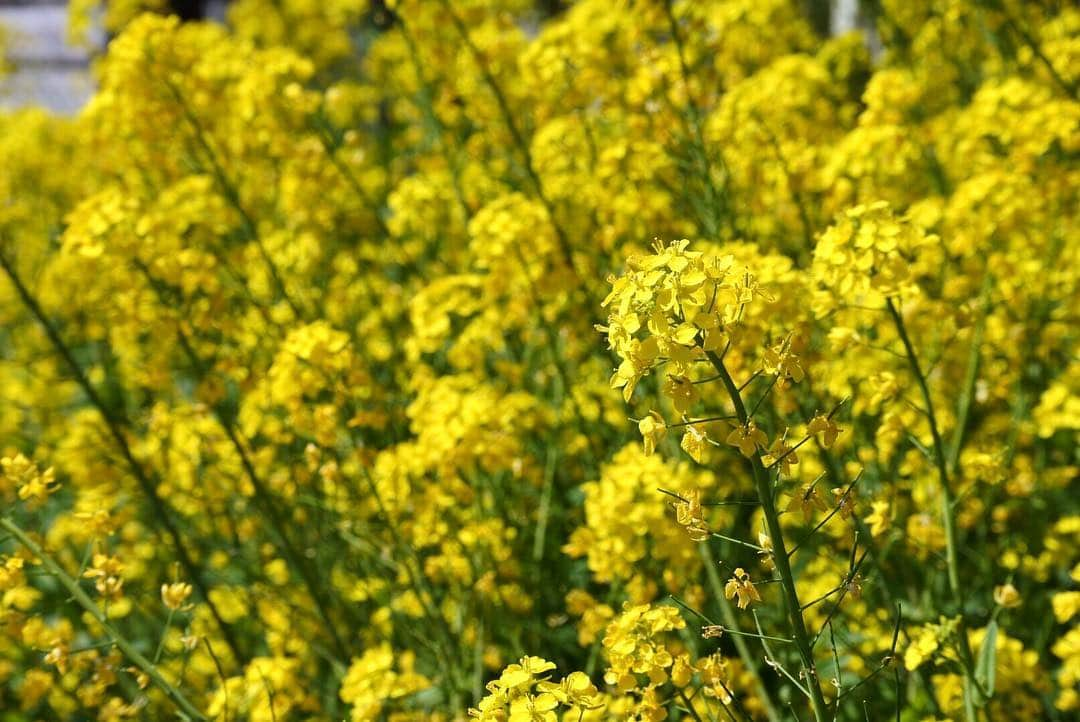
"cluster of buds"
161,581,194,611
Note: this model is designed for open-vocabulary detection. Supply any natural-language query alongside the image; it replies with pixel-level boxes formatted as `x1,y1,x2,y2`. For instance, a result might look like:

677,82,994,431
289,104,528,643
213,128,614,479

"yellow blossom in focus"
724,568,761,610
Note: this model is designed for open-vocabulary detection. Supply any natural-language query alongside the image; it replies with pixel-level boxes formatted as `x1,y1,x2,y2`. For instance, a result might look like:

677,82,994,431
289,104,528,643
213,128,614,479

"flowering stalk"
160,77,304,320
706,350,830,722
886,299,983,721
133,261,351,662
661,0,736,240
0,517,207,722
698,544,783,722
0,248,246,663
433,0,579,274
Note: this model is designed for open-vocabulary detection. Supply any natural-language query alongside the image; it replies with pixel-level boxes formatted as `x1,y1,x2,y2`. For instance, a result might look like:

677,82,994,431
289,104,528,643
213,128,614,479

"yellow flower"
671,653,693,687
726,421,767,458
508,692,558,722
602,603,685,690
724,568,761,609
489,657,557,695
1,454,59,508
673,489,710,541
161,582,193,611
680,426,708,463
43,644,70,674
832,486,857,520
787,481,827,521
757,531,774,570
762,433,799,475
1052,592,1080,623
84,554,125,602
864,500,891,537
537,671,603,711
904,624,941,671
762,341,805,384
811,201,936,308
993,583,1022,609
663,374,698,415
807,413,841,448
341,643,430,721
638,411,667,456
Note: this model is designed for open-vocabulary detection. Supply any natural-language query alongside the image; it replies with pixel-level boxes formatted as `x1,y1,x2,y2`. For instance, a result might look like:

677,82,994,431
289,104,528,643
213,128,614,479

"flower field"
0,1,1078,720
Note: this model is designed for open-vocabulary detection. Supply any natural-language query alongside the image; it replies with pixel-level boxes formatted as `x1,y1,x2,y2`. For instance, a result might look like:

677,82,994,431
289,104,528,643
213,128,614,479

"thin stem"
135,263,350,660
947,276,993,474
310,117,393,238
677,687,706,722
886,300,958,593
753,610,811,699
671,598,791,642
764,434,812,471
707,350,830,721
657,488,758,507
789,472,862,556
737,371,762,391
435,0,579,273
748,374,780,419
828,621,843,699
750,110,814,250
533,446,558,562
666,414,739,428
709,532,766,553
699,544,783,722
1,517,207,721
161,78,303,319
800,587,841,612
661,0,736,239
996,6,1077,98
153,608,176,665
396,17,473,220
812,550,869,647
358,465,468,700
885,298,981,721
0,249,245,663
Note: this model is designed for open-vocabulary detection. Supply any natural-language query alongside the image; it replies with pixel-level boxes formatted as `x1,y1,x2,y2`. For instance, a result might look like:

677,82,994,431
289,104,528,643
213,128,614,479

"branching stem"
706,350,829,721
886,298,982,722
0,517,207,721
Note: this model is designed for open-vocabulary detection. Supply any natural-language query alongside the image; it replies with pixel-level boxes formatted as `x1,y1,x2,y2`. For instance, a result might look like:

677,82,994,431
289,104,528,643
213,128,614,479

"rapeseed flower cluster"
0,1,1077,720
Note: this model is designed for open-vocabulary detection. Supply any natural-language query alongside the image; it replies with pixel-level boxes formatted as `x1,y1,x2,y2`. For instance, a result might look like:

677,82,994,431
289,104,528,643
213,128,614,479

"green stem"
358,466,467,701
662,0,736,240
676,687,706,722
885,298,982,721
135,262,350,661
750,110,814,251
993,4,1077,98
396,18,472,221
436,0,579,274
947,276,993,474
154,608,176,665
1,517,207,721
310,117,392,239
885,300,960,596
706,351,830,722
0,249,245,663
161,78,303,319
710,531,766,552
812,436,945,717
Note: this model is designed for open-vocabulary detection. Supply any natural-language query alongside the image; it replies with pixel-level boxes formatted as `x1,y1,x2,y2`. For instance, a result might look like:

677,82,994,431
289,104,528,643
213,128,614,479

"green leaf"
975,620,998,702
